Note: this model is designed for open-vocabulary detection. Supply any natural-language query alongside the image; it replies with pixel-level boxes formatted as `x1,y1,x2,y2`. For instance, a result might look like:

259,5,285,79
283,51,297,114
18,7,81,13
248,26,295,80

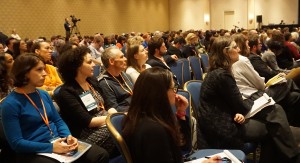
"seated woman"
55,47,117,156
0,52,14,99
197,36,300,162
126,39,151,83
12,40,27,59
31,41,63,96
232,33,300,127
123,67,221,163
122,67,195,162
1,53,108,163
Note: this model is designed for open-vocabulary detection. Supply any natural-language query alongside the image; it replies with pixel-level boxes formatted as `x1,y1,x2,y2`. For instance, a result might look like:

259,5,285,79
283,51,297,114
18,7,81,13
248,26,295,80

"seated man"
98,47,133,112
146,36,179,85
166,36,186,58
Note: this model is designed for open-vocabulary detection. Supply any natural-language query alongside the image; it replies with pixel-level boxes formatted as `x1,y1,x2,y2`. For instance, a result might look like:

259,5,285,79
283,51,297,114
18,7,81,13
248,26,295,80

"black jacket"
97,71,133,112
248,53,278,81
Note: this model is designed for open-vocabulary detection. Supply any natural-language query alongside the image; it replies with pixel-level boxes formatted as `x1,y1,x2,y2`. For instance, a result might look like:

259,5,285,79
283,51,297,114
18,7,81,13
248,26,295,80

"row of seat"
169,54,209,87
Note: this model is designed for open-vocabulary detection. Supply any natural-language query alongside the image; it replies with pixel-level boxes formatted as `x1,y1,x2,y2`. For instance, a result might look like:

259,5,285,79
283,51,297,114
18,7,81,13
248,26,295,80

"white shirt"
232,55,266,98
126,64,151,83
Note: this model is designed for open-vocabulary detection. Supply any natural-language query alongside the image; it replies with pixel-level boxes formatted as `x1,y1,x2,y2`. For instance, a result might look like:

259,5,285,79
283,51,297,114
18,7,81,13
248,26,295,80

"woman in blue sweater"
1,53,108,163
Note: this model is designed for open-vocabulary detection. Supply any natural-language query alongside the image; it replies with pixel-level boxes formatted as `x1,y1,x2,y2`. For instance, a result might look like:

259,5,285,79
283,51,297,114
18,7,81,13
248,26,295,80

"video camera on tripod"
69,15,81,36
70,15,80,26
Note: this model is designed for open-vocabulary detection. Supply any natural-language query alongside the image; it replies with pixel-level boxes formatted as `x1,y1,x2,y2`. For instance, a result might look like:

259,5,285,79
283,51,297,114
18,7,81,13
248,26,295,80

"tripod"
71,25,81,37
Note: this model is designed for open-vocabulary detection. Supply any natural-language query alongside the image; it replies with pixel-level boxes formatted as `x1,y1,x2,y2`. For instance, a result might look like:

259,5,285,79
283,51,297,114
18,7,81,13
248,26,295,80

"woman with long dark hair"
123,67,220,163
12,40,27,59
126,38,151,83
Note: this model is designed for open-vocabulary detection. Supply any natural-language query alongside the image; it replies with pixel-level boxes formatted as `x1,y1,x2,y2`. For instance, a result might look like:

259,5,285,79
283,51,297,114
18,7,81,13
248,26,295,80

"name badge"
79,91,97,112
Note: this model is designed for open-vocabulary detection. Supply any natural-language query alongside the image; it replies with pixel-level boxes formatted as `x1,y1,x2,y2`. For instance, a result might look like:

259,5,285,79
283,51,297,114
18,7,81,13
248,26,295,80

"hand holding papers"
265,73,286,88
245,93,275,118
38,140,91,163
184,150,242,163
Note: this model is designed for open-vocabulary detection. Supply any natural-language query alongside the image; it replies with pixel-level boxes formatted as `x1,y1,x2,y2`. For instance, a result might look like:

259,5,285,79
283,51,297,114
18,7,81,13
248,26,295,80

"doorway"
224,11,235,31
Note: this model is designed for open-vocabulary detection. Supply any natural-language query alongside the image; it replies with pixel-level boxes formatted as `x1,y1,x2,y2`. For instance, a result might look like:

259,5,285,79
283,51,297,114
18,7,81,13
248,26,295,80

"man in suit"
146,36,179,86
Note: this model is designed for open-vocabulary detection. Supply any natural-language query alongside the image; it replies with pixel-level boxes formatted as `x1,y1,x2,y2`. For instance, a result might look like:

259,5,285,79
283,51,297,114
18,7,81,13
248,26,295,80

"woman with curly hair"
0,52,14,99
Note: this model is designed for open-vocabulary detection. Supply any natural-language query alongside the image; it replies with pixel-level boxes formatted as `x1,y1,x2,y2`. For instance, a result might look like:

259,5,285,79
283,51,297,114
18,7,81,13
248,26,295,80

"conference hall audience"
197,36,300,162
2,27,300,163
1,53,109,163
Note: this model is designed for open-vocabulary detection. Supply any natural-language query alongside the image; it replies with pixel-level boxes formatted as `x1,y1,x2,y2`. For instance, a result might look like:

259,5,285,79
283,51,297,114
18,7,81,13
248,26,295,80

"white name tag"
79,91,97,112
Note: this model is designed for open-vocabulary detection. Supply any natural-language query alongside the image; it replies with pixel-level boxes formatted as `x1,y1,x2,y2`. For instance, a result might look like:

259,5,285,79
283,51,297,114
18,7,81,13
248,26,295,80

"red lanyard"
108,72,133,95
87,83,105,109
20,89,54,137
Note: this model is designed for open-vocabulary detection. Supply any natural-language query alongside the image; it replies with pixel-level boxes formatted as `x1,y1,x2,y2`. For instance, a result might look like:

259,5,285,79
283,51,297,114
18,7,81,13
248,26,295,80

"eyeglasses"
170,84,179,93
226,45,238,50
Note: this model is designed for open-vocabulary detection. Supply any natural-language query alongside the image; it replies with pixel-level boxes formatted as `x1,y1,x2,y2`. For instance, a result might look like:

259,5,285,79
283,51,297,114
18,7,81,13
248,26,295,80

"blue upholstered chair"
188,56,203,80
184,80,203,114
184,80,258,163
93,65,101,78
0,98,16,162
200,53,209,73
178,58,191,84
106,113,132,163
169,60,184,86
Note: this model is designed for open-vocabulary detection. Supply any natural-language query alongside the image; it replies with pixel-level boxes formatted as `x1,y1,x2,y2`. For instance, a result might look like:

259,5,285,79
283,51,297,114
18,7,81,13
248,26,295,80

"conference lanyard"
107,72,133,96
20,89,54,137
87,83,105,110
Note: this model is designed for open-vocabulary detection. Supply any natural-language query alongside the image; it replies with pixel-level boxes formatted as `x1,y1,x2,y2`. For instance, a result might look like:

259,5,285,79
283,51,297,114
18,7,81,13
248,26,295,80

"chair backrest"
0,97,6,148
52,85,63,113
169,60,184,86
179,58,191,84
0,98,16,162
184,80,203,119
53,85,62,97
176,89,192,120
93,65,101,78
200,53,209,73
188,56,203,80
175,89,193,155
106,113,132,163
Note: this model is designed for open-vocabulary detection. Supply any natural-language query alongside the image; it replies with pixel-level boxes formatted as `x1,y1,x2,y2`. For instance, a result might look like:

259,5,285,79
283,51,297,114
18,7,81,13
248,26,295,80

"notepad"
265,73,286,88
245,93,275,118
184,150,242,163
37,140,91,163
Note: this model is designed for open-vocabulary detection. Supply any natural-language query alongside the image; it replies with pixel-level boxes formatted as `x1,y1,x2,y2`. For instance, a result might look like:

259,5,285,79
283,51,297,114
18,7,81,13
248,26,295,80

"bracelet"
176,111,186,118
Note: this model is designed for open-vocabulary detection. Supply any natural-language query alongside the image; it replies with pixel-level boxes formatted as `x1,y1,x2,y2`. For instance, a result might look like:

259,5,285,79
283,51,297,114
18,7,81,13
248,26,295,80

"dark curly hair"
0,53,11,97
57,46,91,83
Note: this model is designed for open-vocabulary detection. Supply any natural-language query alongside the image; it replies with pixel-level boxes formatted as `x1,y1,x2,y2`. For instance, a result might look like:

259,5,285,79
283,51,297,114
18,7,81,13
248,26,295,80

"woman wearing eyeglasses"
122,67,221,163
197,36,300,162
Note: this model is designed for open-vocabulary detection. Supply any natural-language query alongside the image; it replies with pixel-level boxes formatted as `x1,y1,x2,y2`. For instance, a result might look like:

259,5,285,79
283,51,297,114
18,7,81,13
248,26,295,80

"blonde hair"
185,33,198,45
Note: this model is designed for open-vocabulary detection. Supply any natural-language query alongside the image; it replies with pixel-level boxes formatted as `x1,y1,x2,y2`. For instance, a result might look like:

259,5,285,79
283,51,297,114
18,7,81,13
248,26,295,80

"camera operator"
64,18,71,41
